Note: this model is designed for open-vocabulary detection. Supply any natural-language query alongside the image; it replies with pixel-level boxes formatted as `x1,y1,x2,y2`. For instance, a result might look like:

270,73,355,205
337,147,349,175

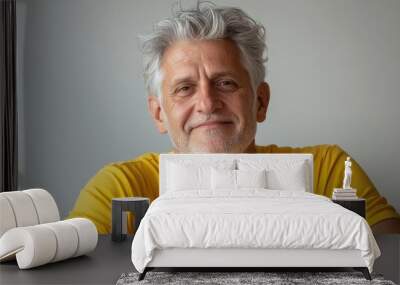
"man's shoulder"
256,143,346,158
100,152,160,174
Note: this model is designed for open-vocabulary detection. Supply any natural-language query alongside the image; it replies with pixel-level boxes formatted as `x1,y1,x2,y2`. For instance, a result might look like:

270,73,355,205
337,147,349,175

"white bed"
131,154,380,280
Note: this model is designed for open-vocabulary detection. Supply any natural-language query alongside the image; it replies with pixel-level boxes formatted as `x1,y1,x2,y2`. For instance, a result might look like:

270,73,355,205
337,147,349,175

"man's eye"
175,85,193,95
216,80,238,91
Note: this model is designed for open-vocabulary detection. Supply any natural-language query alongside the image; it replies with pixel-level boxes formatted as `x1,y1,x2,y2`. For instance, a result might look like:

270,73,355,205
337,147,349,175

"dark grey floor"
373,234,400,284
0,234,398,285
0,235,134,285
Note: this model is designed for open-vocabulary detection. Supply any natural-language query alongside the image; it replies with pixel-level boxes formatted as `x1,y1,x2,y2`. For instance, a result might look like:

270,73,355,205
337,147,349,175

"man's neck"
171,141,257,154
244,141,257,153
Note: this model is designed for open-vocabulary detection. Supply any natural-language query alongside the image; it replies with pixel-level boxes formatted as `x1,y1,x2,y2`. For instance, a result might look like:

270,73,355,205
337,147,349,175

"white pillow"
167,160,235,191
266,162,307,191
211,169,267,190
236,169,267,188
211,168,236,190
167,163,209,191
238,159,309,191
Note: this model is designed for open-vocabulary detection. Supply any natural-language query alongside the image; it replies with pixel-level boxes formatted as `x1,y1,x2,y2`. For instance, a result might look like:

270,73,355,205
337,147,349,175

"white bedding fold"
131,190,380,273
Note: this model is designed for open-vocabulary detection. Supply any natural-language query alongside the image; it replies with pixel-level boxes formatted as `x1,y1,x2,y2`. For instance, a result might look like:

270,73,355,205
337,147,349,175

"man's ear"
255,82,270,123
147,95,168,134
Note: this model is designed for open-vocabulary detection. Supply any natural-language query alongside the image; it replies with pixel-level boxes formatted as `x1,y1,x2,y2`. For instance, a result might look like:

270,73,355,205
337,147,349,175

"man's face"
148,39,269,153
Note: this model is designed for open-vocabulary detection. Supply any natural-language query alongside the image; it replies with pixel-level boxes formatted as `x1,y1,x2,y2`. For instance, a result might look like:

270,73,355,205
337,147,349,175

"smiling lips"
191,121,234,132
196,121,233,128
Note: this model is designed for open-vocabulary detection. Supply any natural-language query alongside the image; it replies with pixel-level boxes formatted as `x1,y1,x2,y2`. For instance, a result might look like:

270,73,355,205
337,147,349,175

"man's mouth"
185,117,235,134
196,122,232,128
194,121,234,130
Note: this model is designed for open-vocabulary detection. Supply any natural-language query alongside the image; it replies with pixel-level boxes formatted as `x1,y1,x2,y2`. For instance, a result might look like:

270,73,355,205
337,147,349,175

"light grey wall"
17,0,400,218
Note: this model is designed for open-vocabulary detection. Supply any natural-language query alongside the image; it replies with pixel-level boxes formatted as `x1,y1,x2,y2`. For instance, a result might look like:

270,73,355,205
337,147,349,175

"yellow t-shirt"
67,144,400,234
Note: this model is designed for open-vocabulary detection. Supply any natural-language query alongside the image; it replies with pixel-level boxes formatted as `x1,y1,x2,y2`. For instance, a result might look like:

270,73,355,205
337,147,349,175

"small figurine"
342,156,352,189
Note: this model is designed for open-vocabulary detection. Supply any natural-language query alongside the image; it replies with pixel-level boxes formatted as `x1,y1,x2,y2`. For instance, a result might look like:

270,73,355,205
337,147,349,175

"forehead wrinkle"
168,67,199,88
169,51,242,84
162,39,250,92
198,41,247,80
163,41,200,67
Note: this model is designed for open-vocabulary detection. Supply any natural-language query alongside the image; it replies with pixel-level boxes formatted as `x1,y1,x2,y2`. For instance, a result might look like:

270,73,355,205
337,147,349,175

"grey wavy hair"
140,2,267,98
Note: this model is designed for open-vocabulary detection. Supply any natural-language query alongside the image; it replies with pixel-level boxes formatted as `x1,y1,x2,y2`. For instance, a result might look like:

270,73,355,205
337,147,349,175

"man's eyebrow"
170,72,239,87
209,71,239,80
170,76,195,87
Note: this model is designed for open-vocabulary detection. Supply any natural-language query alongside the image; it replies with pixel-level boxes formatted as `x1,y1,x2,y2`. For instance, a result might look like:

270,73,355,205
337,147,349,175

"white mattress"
131,190,380,273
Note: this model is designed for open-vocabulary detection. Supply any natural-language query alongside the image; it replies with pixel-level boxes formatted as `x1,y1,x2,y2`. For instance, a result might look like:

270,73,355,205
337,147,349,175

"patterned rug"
116,271,396,285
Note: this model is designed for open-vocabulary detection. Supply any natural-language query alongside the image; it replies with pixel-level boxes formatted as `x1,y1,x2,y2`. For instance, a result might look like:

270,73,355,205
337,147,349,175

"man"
68,3,400,234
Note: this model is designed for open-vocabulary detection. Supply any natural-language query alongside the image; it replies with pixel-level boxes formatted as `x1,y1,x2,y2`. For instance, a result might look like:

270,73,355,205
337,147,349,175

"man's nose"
195,83,222,114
